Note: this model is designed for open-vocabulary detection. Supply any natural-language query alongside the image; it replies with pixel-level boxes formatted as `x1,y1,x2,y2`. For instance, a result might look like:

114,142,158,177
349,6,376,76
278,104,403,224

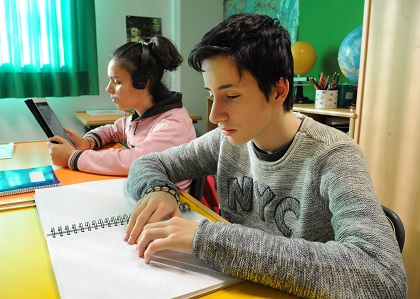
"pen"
309,77,322,90
323,75,330,90
318,72,324,87
0,202,36,212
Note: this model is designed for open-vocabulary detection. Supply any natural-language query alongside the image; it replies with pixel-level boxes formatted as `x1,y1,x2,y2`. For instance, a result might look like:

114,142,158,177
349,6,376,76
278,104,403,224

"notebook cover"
0,165,60,197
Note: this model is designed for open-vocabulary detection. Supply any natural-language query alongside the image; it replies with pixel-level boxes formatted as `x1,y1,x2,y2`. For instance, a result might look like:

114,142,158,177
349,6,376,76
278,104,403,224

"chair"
189,175,220,214
382,205,405,252
189,176,206,201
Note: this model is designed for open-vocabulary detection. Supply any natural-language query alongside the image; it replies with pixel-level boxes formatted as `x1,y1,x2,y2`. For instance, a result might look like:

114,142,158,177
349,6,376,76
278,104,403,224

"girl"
49,36,195,191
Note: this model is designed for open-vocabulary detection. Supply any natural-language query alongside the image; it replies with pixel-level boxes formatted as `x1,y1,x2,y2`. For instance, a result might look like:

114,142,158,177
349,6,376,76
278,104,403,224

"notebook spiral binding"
47,203,191,238
0,181,61,197
48,214,131,238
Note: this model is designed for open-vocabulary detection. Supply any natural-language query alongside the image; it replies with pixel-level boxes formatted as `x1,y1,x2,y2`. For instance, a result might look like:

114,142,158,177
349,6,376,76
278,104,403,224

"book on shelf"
0,165,60,197
25,98,75,146
34,178,242,299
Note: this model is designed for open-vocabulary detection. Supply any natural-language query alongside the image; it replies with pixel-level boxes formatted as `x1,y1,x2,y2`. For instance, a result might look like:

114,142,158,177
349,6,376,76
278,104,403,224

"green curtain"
0,0,99,99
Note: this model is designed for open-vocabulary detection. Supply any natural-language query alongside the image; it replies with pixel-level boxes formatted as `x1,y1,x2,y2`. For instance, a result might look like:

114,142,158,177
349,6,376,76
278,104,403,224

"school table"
0,141,296,299
74,111,203,133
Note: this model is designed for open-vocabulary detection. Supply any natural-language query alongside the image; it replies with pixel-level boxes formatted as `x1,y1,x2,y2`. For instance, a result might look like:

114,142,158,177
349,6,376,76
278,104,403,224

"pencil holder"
315,90,338,109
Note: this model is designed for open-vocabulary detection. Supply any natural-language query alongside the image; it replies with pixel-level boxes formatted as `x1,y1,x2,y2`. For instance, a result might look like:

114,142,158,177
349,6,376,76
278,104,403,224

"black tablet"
25,98,74,146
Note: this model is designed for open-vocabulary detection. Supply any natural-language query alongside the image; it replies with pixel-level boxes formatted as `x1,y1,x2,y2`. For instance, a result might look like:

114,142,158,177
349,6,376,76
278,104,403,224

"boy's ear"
274,77,289,102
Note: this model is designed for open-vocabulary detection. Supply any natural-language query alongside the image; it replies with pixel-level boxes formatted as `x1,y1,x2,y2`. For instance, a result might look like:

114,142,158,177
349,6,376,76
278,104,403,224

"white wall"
0,0,223,143
177,0,223,135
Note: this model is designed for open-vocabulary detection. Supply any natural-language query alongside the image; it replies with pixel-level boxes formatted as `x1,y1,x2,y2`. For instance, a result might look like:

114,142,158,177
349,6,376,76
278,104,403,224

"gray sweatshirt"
127,115,407,298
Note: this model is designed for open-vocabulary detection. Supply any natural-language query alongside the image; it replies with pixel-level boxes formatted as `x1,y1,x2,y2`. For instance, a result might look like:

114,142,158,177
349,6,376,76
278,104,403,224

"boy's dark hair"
188,13,294,110
112,36,183,102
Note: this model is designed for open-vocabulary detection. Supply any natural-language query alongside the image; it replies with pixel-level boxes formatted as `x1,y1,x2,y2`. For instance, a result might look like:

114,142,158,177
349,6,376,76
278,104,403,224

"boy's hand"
124,191,182,245
136,217,199,263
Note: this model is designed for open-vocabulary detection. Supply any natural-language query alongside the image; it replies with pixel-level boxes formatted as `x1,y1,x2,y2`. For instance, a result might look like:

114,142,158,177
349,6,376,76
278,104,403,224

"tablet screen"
26,98,74,146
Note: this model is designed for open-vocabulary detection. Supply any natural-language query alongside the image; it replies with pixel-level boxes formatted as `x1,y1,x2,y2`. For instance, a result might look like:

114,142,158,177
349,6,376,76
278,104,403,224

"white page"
35,179,240,299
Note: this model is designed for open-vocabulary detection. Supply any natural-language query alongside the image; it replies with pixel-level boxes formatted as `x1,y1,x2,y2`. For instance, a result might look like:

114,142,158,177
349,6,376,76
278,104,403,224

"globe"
338,26,362,83
291,41,316,103
291,41,316,75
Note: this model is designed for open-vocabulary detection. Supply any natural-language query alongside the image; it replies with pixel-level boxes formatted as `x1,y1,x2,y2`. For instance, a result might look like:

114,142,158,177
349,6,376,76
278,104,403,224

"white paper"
35,179,240,299
0,142,14,159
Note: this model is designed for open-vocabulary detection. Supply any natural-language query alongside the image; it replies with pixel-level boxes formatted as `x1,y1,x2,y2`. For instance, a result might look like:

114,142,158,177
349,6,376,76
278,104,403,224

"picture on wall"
126,16,162,43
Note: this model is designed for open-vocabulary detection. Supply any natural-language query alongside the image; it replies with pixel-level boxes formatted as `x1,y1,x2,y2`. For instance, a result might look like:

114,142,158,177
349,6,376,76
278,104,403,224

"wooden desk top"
75,111,202,127
293,103,357,119
0,141,296,299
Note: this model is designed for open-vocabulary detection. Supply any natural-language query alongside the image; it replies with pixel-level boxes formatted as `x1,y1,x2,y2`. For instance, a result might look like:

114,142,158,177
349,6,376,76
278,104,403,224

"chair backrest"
189,175,220,214
382,205,405,252
189,176,206,201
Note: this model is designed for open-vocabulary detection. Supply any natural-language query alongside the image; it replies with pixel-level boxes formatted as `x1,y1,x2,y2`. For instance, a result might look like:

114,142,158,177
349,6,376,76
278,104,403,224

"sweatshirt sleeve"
70,110,196,176
127,128,222,200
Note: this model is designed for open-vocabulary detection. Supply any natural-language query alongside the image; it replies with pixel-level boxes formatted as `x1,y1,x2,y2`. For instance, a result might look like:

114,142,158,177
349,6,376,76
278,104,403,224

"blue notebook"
0,165,60,197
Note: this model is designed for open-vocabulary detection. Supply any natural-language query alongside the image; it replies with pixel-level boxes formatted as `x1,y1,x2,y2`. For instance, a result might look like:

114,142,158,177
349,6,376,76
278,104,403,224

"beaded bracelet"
145,186,180,203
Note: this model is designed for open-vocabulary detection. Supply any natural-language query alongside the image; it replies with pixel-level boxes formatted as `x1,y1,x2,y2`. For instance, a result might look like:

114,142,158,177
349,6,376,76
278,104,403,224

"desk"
0,142,296,299
293,103,357,138
75,111,203,132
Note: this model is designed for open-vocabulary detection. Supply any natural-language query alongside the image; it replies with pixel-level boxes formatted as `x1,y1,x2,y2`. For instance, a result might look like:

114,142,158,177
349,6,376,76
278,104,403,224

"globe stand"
291,41,316,104
293,77,311,104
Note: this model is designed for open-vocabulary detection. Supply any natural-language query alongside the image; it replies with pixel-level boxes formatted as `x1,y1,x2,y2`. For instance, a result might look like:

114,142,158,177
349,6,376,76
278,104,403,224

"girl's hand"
63,128,91,150
124,191,182,245
48,136,76,167
136,217,199,263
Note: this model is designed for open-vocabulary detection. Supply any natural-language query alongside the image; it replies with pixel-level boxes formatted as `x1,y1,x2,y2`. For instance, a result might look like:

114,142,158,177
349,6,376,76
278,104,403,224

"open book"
34,179,241,299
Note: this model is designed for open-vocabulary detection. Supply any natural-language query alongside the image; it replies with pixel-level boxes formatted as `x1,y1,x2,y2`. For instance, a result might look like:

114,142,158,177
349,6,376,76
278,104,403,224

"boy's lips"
221,128,236,136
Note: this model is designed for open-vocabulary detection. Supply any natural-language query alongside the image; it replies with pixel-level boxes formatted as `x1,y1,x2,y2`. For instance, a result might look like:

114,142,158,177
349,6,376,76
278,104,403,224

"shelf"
292,104,356,119
292,103,357,139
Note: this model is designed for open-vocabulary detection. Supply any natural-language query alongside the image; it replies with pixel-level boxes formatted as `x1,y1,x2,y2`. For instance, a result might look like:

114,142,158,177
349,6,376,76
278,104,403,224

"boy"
125,13,406,298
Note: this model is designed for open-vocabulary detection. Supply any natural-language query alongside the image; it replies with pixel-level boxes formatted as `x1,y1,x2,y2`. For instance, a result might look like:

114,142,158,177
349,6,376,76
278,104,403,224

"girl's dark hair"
188,13,294,110
111,36,183,102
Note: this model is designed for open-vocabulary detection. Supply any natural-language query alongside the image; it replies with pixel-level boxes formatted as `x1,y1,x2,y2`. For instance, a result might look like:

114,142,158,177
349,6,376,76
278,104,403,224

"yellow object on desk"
0,141,297,299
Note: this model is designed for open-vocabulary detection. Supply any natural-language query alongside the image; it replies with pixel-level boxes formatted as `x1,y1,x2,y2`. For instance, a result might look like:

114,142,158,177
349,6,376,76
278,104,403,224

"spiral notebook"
0,165,60,197
34,179,241,299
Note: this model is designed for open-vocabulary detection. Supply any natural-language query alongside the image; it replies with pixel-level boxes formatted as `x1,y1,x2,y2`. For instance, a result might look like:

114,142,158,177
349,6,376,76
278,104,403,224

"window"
0,0,99,98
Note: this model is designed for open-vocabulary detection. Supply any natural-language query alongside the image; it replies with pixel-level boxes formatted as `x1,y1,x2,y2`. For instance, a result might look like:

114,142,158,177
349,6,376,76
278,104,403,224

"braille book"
34,178,241,299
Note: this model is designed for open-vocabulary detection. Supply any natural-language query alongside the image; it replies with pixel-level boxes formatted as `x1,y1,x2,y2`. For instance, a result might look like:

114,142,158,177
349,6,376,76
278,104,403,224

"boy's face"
202,55,285,149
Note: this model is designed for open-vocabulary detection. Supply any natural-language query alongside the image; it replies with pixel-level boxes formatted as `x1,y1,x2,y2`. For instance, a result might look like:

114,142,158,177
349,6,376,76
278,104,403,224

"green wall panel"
298,0,364,101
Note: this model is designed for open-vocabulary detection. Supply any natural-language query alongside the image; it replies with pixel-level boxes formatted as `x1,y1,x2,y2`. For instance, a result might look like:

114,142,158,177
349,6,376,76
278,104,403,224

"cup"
337,84,354,108
315,90,338,109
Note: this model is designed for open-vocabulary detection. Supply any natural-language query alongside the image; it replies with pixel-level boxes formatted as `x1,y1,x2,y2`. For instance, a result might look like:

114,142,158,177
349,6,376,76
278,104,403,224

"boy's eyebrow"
204,84,234,91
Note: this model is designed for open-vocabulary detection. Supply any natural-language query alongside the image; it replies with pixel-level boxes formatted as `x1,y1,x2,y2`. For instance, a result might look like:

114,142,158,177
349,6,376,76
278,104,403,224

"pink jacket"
68,104,196,191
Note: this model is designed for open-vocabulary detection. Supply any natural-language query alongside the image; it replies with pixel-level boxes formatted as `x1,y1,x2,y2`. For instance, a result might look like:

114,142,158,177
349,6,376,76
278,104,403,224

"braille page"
34,179,242,299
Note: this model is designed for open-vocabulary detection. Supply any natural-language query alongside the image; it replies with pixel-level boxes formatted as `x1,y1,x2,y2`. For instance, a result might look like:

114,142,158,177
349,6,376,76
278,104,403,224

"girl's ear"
274,77,289,103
